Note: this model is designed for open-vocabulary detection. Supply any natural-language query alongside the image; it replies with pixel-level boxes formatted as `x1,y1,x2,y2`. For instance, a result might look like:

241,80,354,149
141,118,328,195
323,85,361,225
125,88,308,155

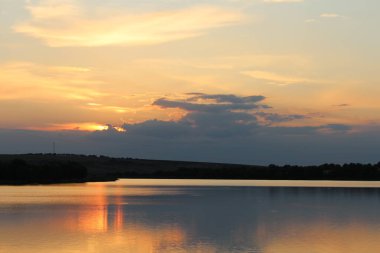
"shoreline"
1,154,380,185
4,177,380,186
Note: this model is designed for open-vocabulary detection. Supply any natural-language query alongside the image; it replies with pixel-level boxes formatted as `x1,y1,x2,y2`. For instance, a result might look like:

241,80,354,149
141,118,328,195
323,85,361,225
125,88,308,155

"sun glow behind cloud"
27,123,126,132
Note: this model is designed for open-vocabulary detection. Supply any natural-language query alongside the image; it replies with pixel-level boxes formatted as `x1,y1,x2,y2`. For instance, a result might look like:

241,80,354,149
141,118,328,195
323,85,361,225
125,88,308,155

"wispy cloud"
305,19,318,23
306,12,346,23
320,13,345,19
241,70,313,86
334,104,350,107
0,62,105,101
263,0,304,3
14,0,244,47
0,61,150,129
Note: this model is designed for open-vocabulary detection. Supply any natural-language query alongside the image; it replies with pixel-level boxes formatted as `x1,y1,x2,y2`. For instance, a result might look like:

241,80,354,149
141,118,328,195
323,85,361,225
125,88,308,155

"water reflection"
1,180,380,253
260,221,380,253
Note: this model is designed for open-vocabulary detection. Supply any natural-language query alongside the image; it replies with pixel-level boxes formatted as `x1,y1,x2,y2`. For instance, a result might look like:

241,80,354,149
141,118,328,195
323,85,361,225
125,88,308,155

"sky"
1,0,380,165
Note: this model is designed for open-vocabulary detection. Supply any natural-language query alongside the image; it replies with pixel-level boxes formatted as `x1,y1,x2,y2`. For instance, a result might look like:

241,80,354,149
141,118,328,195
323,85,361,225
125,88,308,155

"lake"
1,179,380,253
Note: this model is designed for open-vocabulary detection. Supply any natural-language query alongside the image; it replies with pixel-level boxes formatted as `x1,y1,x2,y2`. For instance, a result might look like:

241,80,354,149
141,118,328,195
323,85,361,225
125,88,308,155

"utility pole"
53,141,56,154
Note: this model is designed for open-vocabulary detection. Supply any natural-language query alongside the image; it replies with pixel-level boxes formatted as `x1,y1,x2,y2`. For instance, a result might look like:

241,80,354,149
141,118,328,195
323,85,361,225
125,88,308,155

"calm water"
1,179,380,253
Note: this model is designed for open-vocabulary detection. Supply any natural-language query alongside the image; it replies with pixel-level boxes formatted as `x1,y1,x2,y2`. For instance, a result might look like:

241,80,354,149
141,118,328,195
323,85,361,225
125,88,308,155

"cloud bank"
1,93,375,165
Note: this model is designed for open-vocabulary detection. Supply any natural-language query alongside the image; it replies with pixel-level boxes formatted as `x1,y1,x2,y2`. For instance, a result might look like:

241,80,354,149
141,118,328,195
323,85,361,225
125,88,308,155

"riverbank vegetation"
0,158,87,184
1,154,380,184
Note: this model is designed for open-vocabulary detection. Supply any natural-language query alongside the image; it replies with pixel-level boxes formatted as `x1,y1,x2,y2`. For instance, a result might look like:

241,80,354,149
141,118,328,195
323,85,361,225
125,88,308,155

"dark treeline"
116,163,380,181
2,154,380,184
0,158,87,185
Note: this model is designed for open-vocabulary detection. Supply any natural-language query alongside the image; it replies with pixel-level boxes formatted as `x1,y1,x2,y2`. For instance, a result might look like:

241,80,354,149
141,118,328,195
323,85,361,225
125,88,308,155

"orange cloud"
14,1,244,47
0,62,106,101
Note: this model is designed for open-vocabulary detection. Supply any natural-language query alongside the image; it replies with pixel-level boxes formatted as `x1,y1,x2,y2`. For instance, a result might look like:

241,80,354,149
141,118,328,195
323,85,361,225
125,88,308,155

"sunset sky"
1,0,380,164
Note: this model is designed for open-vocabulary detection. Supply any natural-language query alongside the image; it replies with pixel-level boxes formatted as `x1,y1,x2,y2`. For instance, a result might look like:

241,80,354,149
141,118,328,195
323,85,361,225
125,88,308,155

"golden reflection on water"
2,180,380,253
63,224,188,253
0,224,191,253
0,183,201,253
62,184,109,233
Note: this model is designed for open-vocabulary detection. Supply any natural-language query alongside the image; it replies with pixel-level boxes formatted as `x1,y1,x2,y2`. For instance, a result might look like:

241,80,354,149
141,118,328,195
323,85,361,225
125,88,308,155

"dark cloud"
183,111,258,137
1,125,379,165
334,104,350,107
262,126,322,136
255,112,307,123
153,93,269,113
145,93,271,138
123,120,190,138
122,112,257,139
186,94,266,104
322,124,352,132
153,98,263,112
262,124,352,136
0,93,371,165
147,93,268,138
93,93,352,141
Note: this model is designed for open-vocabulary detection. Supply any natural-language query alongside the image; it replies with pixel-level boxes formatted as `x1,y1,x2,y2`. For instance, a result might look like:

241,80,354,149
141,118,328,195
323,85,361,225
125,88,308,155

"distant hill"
1,154,380,185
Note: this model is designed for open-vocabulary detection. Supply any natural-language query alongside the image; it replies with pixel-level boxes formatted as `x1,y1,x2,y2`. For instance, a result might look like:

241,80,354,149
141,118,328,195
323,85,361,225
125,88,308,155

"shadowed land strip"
1,154,380,185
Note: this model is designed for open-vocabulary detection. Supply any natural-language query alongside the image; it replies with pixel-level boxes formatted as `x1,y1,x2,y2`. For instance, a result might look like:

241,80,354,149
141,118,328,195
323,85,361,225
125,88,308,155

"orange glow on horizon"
26,123,126,132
